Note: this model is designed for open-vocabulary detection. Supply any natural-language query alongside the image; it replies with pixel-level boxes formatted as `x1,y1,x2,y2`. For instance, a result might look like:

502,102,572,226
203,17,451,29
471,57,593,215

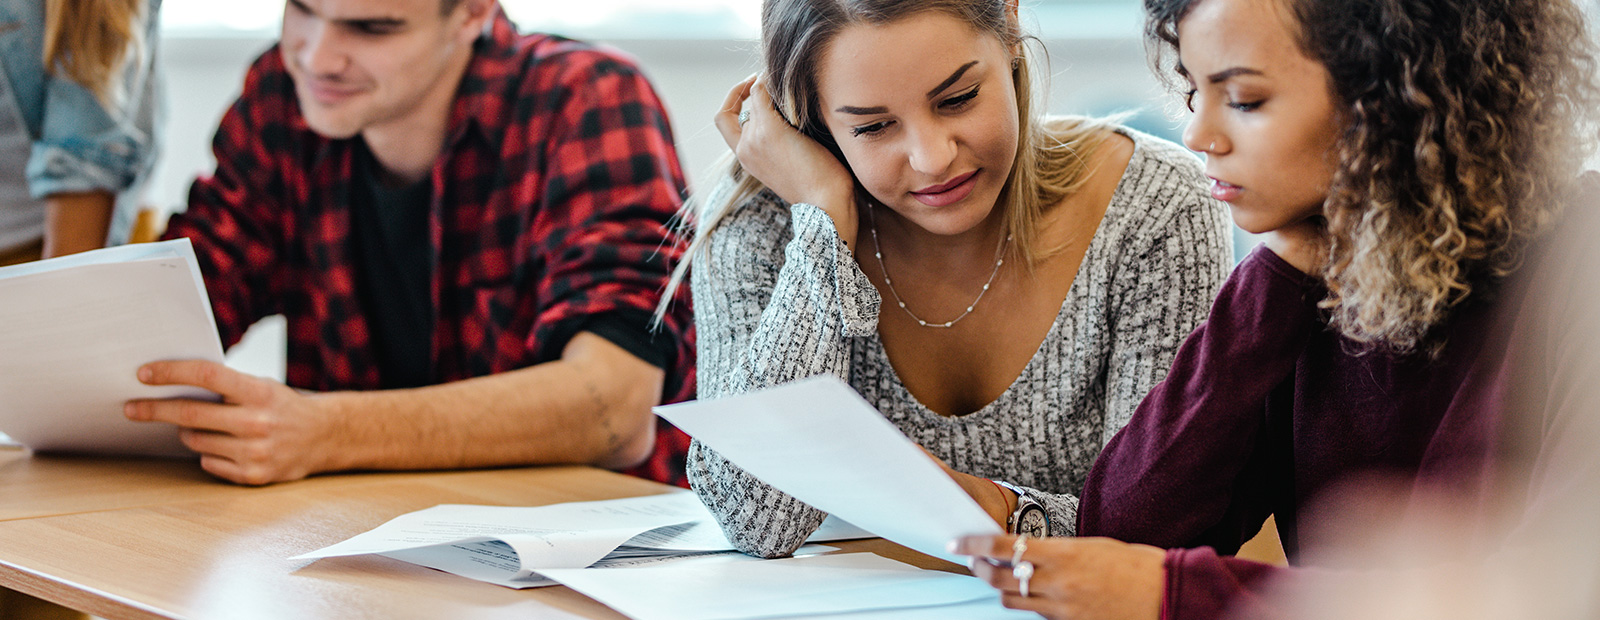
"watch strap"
992,480,1049,536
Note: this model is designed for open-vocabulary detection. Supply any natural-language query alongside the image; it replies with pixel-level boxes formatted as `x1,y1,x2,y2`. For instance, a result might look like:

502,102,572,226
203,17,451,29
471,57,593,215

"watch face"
1018,505,1049,538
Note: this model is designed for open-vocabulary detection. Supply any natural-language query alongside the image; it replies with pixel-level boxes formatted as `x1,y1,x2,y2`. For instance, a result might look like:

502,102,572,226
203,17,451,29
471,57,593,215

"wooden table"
0,450,951,620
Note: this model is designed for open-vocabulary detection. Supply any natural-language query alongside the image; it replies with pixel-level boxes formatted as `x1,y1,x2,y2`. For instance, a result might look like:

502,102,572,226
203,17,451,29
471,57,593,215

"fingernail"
124,403,138,419
137,366,152,382
947,539,961,554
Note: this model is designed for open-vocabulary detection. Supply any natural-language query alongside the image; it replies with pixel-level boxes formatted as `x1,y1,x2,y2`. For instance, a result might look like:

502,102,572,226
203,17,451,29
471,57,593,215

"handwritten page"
539,552,1011,620
653,375,1002,564
0,240,222,456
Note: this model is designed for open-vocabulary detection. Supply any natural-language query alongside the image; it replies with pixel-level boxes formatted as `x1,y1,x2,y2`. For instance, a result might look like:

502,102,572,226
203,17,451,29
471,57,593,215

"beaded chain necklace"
867,203,1010,329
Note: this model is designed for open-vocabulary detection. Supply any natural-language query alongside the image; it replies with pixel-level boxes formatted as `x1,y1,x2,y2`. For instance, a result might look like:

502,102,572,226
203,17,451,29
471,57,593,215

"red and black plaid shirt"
164,12,695,487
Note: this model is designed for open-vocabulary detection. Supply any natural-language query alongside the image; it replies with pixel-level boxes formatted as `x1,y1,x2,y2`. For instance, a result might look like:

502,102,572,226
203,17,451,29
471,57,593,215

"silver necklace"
867,204,1010,328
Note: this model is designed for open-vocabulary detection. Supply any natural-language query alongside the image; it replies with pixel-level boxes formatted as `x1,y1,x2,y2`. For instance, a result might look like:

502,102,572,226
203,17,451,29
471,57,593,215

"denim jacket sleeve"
5,0,161,198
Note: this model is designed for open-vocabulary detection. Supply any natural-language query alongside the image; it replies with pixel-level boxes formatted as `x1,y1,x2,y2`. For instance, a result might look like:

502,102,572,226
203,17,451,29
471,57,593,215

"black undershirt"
350,142,670,389
352,141,435,389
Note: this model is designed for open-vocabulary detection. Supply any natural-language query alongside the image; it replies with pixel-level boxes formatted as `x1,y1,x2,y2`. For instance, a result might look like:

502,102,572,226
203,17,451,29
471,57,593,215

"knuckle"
241,412,274,437
195,362,221,386
238,466,273,486
242,442,273,464
175,403,204,427
246,379,275,406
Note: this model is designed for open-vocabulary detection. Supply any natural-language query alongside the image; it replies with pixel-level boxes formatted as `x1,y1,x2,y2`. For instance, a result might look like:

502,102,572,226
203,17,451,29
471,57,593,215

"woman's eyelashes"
940,85,980,111
850,120,892,137
1182,87,1263,113
848,86,982,138
1227,99,1264,112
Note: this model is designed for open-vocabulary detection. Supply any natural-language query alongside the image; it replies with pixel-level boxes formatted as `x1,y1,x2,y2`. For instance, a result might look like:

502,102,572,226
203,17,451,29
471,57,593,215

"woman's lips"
911,171,979,207
1209,177,1243,202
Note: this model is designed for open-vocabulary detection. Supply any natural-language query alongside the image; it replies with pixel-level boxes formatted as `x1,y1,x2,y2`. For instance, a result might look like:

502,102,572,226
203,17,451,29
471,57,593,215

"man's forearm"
313,332,665,474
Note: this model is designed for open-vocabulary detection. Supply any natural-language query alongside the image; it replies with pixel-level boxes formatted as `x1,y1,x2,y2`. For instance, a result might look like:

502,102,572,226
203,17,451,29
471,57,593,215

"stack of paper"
292,490,871,588
0,240,222,456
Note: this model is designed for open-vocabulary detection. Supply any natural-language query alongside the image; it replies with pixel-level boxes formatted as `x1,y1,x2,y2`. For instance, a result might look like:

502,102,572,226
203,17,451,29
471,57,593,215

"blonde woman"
674,0,1232,558
0,0,159,265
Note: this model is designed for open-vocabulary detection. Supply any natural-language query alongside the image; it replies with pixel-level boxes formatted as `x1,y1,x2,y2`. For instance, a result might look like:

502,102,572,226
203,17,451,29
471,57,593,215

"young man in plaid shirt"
126,0,695,486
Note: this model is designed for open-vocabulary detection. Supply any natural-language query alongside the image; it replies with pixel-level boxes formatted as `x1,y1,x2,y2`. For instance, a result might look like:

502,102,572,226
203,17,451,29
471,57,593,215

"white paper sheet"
0,240,222,456
539,552,1001,620
653,375,1002,564
292,495,702,563
786,598,1040,619
292,491,871,588
380,542,838,590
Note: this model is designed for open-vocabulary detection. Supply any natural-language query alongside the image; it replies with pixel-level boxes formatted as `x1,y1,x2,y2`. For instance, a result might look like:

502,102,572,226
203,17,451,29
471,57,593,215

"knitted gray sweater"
688,127,1232,558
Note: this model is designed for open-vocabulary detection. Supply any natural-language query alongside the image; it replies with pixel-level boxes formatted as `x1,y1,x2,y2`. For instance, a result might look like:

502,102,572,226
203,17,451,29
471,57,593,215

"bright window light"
159,0,1130,39
160,0,763,37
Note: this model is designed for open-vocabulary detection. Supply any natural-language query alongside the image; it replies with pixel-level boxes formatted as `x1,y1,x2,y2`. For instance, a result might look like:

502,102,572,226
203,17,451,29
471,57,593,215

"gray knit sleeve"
1099,146,1232,446
687,187,880,558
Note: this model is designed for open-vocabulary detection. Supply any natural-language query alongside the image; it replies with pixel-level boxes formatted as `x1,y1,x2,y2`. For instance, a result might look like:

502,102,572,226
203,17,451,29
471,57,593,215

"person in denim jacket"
0,0,160,265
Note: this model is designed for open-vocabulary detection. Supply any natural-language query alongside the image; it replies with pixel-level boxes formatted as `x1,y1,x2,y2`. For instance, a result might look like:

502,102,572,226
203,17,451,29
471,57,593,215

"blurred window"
160,0,1139,39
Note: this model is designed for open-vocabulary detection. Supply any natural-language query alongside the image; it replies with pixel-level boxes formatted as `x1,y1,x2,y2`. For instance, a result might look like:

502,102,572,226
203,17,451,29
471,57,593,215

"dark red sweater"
1078,173,1600,620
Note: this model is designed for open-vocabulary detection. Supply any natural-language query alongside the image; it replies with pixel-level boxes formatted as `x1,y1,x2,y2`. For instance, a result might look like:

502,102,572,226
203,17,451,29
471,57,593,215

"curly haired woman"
949,0,1600,618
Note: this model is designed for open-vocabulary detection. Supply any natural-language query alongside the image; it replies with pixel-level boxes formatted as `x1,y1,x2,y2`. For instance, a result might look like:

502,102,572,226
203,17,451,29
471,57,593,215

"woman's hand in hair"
715,74,859,250
1263,216,1329,276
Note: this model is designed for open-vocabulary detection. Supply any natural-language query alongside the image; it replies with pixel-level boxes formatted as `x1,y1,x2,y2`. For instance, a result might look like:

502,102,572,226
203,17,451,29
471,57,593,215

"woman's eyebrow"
1206,66,1265,83
926,61,979,98
833,60,982,115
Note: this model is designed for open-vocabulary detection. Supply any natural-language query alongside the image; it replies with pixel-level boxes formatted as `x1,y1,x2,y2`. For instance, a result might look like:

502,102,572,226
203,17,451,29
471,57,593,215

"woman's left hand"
950,535,1167,620
916,446,1013,527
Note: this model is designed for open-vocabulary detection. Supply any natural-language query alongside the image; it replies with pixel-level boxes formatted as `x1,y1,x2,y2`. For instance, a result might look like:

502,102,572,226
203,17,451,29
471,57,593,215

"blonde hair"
659,0,1120,317
43,0,146,108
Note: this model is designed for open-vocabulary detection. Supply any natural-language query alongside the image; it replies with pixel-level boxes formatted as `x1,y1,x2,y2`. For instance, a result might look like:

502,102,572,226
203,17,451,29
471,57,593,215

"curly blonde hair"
1148,0,1600,354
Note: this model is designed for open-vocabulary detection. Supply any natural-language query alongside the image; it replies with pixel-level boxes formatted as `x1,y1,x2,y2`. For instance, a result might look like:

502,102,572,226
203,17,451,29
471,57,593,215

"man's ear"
454,0,496,44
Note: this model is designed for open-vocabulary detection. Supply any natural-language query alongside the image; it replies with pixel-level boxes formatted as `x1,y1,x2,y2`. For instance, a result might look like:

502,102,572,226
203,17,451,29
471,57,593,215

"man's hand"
125,360,340,485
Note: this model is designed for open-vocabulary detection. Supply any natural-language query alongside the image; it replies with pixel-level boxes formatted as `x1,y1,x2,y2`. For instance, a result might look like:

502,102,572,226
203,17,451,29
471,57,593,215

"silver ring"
738,109,751,126
1013,560,1034,598
1010,535,1028,567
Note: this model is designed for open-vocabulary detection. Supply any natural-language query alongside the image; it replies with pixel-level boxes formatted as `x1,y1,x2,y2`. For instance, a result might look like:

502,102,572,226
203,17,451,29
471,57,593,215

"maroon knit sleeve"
1079,246,1323,549
1162,547,1286,620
